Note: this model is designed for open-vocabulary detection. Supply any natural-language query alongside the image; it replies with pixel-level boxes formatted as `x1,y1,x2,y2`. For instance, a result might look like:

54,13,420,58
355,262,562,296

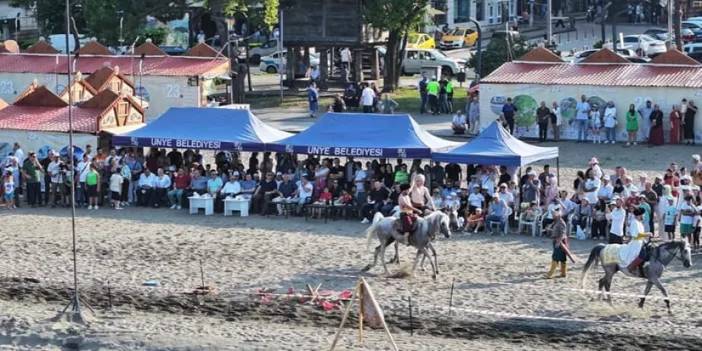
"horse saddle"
394,215,417,234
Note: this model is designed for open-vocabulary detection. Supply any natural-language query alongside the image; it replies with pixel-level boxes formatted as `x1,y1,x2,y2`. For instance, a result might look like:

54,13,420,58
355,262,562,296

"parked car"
617,34,667,57
439,27,478,49
644,28,695,43
248,40,279,64
569,48,645,63
407,33,436,49
258,51,320,74
401,48,466,76
682,21,702,42
683,43,702,63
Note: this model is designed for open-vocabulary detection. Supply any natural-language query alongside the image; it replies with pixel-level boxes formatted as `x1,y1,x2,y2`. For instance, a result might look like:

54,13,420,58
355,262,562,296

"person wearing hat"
546,207,574,279
396,183,422,245
607,196,627,244
588,157,602,180
624,207,652,276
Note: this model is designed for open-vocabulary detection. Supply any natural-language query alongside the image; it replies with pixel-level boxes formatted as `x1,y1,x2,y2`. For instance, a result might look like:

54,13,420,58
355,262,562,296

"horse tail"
581,244,605,289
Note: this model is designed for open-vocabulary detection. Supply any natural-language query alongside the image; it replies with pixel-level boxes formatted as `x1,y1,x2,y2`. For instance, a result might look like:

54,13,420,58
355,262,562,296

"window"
475,0,484,21
117,102,129,116
111,80,121,92
406,50,418,60
453,0,471,23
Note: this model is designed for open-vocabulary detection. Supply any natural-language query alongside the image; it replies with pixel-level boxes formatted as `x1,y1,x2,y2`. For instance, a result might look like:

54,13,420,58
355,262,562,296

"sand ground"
0,142,701,350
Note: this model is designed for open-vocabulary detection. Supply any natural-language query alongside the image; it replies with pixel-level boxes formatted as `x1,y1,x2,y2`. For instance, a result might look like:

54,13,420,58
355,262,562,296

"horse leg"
424,248,437,281
429,243,439,275
597,277,606,301
380,242,391,276
652,278,672,315
411,249,423,278
604,272,615,305
639,281,653,309
386,239,399,264
362,244,381,272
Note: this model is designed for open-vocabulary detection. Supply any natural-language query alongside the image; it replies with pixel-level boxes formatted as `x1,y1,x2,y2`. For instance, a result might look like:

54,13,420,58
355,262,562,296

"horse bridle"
660,243,685,264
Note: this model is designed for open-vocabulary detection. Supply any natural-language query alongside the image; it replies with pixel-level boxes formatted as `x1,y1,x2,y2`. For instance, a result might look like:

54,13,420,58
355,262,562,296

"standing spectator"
638,100,653,143
670,104,682,145
3,170,15,209
649,104,664,146
85,164,101,210
603,101,618,144
378,93,399,114
340,47,352,82
536,101,550,142
353,162,368,205
360,83,376,113
21,152,42,207
549,101,561,141
575,95,591,143
47,154,63,207
427,77,440,115
438,77,449,114
307,82,319,118
625,104,640,146
607,196,626,244
683,100,697,145
467,95,480,135
109,167,124,210
501,97,517,134
591,106,602,144
418,74,428,114
445,78,454,113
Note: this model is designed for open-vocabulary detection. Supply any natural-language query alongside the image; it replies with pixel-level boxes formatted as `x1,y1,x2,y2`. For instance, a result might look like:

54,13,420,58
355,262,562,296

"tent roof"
432,122,559,166
112,107,292,151
268,113,460,158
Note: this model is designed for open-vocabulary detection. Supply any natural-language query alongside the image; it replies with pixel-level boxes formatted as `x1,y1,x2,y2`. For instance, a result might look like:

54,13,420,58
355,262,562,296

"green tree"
263,0,279,31
363,0,428,91
469,36,532,78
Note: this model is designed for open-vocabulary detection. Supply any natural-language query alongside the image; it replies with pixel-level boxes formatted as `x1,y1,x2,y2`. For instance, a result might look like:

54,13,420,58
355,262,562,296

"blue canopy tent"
267,113,460,158
432,122,560,180
112,107,292,151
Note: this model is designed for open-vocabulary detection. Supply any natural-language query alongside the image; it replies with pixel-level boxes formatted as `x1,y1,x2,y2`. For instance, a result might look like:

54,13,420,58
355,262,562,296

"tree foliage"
363,0,428,91
220,0,278,32
469,36,532,78
11,0,187,46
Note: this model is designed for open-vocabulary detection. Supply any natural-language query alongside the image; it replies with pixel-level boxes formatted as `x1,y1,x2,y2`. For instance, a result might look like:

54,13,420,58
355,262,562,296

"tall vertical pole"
547,0,553,45
668,0,674,48
65,0,82,321
279,9,284,103
227,19,235,105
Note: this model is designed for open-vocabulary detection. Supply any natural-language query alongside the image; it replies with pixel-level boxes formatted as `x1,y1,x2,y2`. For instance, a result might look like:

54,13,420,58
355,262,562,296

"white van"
401,48,467,76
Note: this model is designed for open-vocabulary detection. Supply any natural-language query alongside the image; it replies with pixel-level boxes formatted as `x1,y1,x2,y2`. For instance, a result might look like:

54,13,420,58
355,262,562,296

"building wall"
480,83,702,142
447,0,517,27
0,73,201,121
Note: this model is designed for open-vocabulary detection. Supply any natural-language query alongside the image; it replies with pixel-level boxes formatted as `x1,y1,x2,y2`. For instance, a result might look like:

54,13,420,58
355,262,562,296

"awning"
267,112,459,158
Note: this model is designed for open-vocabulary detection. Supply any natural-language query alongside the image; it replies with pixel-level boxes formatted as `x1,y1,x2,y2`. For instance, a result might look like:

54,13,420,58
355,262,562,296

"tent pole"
556,157,560,187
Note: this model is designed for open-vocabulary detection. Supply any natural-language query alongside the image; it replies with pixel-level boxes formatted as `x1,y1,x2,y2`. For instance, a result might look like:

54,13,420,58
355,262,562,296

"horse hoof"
432,274,437,281
361,265,372,272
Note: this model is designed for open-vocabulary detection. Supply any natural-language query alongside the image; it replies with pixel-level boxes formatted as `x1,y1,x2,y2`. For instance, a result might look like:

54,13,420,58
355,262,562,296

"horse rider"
395,183,423,245
625,207,652,276
409,174,435,215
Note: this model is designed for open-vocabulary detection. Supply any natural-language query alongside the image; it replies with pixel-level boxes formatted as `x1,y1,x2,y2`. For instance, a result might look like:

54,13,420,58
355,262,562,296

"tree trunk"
383,30,401,92
674,0,683,50
394,32,409,88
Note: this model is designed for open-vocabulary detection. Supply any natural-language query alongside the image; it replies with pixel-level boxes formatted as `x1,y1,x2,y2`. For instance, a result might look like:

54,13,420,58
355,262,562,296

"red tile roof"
25,40,60,54
84,65,135,91
134,41,166,56
518,47,563,63
0,53,228,77
0,98,7,110
186,43,224,58
0,105,102,133
77,41,112,55
650,49,701,66
581,48,630,64
14,84,68,107
482,62,702,88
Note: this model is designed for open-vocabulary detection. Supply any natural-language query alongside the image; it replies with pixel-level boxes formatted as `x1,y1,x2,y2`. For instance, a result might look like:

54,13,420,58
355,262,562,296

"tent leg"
556,157,560,187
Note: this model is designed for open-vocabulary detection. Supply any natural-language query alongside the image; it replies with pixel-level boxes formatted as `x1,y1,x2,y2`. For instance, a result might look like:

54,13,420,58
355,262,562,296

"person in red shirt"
663,168,680,198
168,168,191,209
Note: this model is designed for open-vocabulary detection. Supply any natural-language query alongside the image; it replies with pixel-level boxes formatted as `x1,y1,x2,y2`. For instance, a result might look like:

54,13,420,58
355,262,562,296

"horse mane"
425,211,446,236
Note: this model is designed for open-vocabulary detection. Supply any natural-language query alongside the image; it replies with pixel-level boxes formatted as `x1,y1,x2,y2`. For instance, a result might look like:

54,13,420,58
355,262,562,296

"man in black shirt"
430,161,446,189
167,148,183,169
498,166,512,186
445,163,462,185
360,181,391,223
252,172,279,215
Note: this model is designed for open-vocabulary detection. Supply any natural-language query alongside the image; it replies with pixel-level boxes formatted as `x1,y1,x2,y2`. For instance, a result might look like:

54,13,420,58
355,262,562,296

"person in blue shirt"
308,82,319,118
418,74,428,114
501,98,517,134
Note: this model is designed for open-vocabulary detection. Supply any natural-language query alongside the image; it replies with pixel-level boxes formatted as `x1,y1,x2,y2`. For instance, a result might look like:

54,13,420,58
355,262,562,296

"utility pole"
547,0,553,45
668,0,674,48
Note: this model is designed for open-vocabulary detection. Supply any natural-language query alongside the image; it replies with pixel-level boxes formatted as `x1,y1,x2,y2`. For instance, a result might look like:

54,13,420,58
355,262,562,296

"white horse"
362,211,451,280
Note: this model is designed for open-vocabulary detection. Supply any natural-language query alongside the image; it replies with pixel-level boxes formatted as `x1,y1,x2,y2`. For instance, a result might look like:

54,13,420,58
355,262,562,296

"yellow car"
407,33,436,49
440,27,479,49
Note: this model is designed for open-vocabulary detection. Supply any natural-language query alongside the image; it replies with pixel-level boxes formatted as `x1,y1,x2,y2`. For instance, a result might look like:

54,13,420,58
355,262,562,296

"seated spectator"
153,168,171,208
486,195,509,234
221,173,242,197
361,181,391,223
137,168,157,207
168,168,190,209
573,197,593,236
292,177,314,214
189,170,208,195
334,190,354,206
206,170,223,196
464,207,484,233
467,186,485,214
252,172,279,215
272,173,297,215
451,111,467,134
311,186,333,218
240,173,258,198
431,188,444,209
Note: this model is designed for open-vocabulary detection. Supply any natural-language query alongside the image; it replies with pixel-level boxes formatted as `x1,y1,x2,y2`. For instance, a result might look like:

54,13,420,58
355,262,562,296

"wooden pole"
329,282,359,351
448,277,455,316
408,295,413,336
358,283,364,343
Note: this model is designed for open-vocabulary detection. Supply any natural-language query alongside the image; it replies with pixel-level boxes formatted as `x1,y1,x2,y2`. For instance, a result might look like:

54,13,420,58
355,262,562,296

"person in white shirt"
589,157,603,180
77,154,90,206
607,196,626,244
354,162,367,204
109,168,124,210
12,143,24,166
622,176,638,198
153,168,171,208
340,47,352,82
583,172,601,205
292,177,314,214
597,177,614,202
451,112,467,134
603,101,617,143
221,178,242,197
468,187,485,213
360,84,376,113
47,154,63,207
575,95,591,142
551,101,562,141
137,169,157,207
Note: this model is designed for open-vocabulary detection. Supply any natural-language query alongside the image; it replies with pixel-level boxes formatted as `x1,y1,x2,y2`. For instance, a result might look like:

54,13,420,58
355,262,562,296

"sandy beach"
0,142,701,350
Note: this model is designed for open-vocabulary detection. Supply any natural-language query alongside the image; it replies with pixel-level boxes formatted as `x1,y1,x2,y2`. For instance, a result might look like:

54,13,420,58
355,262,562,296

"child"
3,170,15,209
591,108,602,144
312,186,332,218
663,196,677,240
464,207,484,233
109,168,124,210
333,190,353,206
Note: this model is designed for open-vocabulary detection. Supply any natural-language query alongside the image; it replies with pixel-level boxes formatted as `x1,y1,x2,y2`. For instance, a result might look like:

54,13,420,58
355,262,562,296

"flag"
359,278,385,329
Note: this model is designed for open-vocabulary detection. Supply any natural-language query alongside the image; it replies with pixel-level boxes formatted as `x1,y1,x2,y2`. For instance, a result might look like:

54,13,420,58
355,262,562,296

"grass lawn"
387,86,470,114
